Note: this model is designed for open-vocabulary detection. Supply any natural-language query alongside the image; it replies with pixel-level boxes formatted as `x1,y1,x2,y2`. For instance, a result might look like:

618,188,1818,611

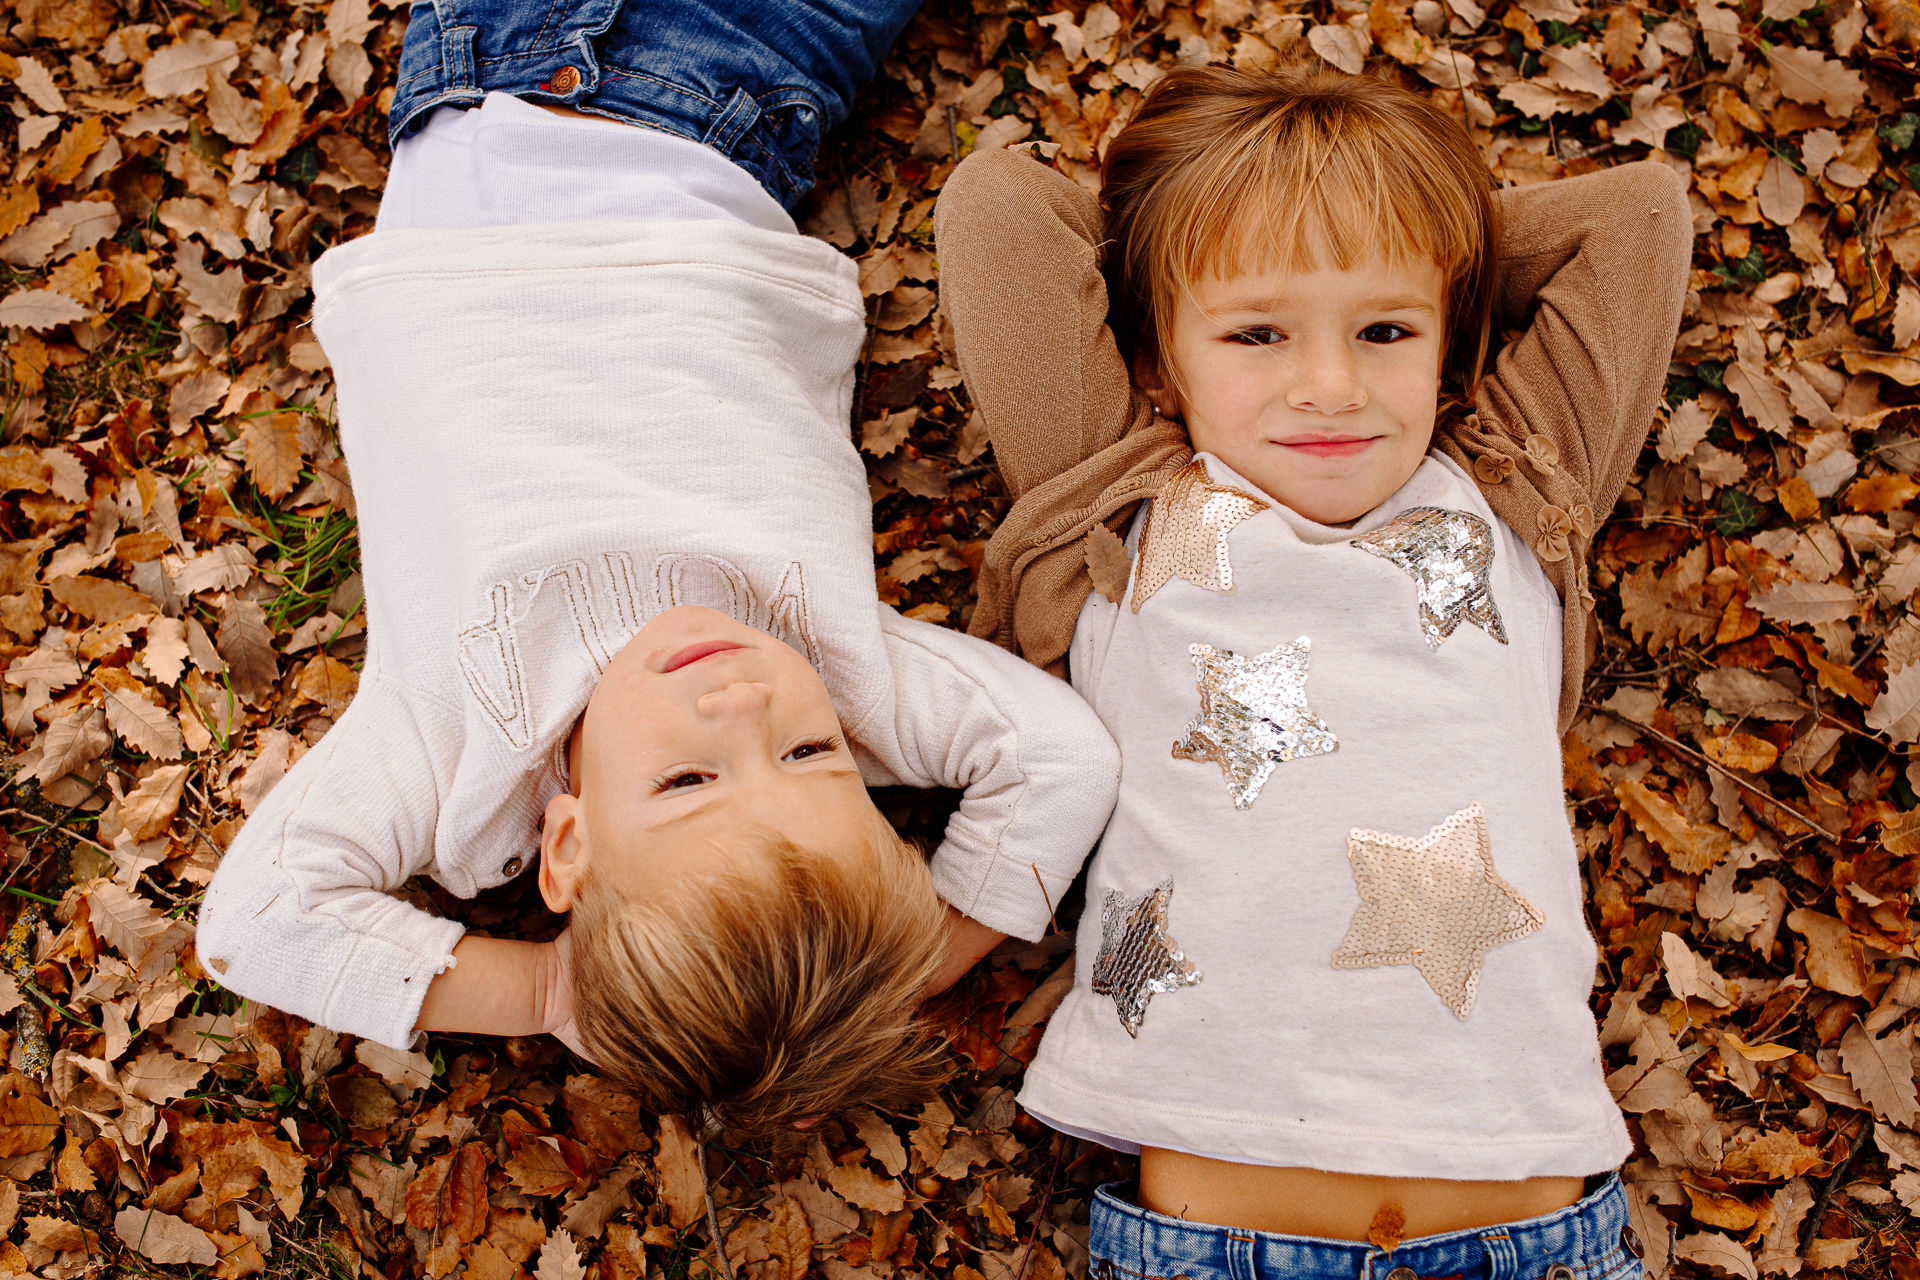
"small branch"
1579,703,1842,844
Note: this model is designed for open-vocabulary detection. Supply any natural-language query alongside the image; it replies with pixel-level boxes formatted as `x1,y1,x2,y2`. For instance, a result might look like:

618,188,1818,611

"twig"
1579,703,1842,844
1800,1119,1863,1255
702,1140,735,1280
1,807,114,857
1013,1133,1065,1280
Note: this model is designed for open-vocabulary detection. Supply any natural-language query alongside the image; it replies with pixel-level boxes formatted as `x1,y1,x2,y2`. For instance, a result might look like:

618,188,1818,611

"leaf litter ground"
0,0,1918,1277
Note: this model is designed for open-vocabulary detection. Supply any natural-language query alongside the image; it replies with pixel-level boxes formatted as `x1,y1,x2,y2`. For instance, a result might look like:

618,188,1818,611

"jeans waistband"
1090,1173,1637,1280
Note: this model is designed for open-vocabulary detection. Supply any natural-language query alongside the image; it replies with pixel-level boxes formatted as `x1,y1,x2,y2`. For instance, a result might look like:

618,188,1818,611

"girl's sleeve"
851,606,1120,941
1463,161,1694,525
195,677,464,1050
934,147,1150,501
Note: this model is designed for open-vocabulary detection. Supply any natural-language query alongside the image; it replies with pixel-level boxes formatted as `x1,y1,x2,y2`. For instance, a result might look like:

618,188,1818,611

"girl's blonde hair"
570,822,950,1136
1101,62,1499,398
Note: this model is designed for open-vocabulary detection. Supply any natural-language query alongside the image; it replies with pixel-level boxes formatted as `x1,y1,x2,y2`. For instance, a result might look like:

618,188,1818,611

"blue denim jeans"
1089,1175,1645,1280
391,0,924,206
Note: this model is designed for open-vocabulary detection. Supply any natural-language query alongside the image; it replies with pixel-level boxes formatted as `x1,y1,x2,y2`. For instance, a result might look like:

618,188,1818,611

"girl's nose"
1285,342,1367,414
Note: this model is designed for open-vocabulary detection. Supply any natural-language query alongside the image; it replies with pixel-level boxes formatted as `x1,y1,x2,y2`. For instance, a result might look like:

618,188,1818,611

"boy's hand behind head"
543,607,951,1136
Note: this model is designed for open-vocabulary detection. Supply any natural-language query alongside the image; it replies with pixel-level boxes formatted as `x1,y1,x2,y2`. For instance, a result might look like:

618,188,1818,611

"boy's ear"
1132,348,1181,421
539,793,588,912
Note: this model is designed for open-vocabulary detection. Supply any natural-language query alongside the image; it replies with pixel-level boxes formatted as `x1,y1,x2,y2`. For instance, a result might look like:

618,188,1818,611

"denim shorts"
1089,1174,1645,1280
391,0,925,207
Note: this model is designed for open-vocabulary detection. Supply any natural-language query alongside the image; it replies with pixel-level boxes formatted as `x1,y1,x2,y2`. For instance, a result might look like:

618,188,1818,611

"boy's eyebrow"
642,766,865,832
1209,288,1442,314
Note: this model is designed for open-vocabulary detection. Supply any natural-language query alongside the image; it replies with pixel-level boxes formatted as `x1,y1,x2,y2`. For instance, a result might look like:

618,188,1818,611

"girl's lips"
660,640,747,673
1279,437,1376,459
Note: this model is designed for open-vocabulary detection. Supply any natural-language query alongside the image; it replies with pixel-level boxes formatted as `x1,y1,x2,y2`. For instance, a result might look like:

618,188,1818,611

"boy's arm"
854,607,1120,943
935,147,1151,501
196,680,472,1050
414,932,581,1050
1459,162,1693,527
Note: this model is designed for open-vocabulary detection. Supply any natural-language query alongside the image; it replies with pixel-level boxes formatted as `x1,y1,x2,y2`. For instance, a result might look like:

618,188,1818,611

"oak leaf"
31,704,110,786
119,763,189,842
1616,779,1731,873
1785,908,1867,996
828,1163,906,1213
767,1197,812,1280
1085,522,1134,604
216,597,279,705
1662,931,1734,1006
241,412,305,500
1721,1129,1824,1181
653,1113,706,1229
851,1108,909,1177
0,287,89,330
534,1229,586,1280
101,682,185,759
1838,1022,1917,1127
1765,44,1865,116
120,1045,210,1103
1866,663,1920,741
49,573,156,624
142,30,240,97
1674,1230,1758,1280
1843,473,1920,513
1749,580,1856,627
0,1080,60,1156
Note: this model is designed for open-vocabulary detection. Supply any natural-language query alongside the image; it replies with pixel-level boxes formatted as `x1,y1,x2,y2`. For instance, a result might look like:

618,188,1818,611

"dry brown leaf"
1764,44,1866,117
1838,1022,1917,1127
851,1108,909,1177
114,1206,217,1266
216,598,280,705
294,654,359,718
533,1229,586,1280
242,412,306,500
828,1163,906,1213
1616,779,1730,873
1720,1129,1824,1181
1365,1201,1406,1251
119,763,189,842
49,573,156,624
653,1114,706,1229
1866,663,1920,741
101,683,185,759
1661,931,1734,1006
0,286,89,330
141,30,240,97
120,1046,210,1103
1785,908,1868,996
1085,522,1133,604
0,1081,60,1157
766,1196,813,1280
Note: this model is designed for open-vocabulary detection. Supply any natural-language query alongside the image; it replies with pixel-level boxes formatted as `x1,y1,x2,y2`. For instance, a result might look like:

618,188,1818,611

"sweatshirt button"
501,856,523,877
547,65,581,94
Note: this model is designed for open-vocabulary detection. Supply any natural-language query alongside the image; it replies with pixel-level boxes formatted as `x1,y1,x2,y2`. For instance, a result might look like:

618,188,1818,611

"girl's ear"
539,793,588,912
1132,348,1181,421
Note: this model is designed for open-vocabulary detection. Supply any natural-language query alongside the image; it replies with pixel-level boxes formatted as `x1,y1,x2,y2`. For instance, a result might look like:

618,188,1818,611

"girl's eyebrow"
1205,287,1442,315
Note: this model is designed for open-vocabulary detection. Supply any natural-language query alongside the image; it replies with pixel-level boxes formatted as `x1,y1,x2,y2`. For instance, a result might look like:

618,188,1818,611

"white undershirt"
377,91,795,233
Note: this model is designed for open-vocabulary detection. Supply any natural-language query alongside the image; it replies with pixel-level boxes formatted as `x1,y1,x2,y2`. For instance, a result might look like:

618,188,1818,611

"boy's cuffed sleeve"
935,147,1150,502
853,607,1119,940
195,677,463,1050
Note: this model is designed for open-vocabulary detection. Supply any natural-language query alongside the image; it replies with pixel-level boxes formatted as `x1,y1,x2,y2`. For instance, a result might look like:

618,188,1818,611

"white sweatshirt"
1018,450,1631,1180
196,100,1120,1050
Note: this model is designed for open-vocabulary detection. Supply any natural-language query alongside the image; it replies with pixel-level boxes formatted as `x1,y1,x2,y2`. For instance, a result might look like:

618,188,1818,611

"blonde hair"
1101,62,1498,399
569,821,950,1136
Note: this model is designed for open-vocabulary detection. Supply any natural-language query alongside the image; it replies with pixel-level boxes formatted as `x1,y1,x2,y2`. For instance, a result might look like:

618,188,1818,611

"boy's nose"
695,680,775,721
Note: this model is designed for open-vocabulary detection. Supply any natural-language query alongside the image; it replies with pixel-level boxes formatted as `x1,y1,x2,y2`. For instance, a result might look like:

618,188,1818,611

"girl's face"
1139,248,1448,526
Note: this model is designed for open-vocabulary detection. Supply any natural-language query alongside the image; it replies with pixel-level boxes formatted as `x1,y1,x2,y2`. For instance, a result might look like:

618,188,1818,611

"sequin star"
1173,639,1338,810
1131,459,1269,612
1092,879,1201,1037
1351,506,1508,650
1331,803,1543,1020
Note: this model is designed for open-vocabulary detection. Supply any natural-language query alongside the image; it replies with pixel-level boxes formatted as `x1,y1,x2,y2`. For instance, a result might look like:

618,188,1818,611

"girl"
935,62,1692,1278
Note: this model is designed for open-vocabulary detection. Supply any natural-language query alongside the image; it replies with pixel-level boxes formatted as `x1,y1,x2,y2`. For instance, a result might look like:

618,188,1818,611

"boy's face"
541,606,880,904
1141,248,1448,526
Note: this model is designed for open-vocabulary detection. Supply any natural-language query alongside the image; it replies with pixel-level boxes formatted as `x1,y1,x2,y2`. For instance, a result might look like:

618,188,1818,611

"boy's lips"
659,640,748,673
1278,435,1377,458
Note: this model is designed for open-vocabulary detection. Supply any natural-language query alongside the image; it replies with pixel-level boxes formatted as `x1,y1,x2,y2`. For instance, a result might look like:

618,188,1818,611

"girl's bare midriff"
1139,1148,1585,1240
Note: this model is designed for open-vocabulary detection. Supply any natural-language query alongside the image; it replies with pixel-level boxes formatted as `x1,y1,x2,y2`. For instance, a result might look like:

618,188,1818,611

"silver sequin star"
1131,459,1269,612
1173,639,1338,809
1331,803,1543,1020
1351,506,1508,650
1091,879,1201,1037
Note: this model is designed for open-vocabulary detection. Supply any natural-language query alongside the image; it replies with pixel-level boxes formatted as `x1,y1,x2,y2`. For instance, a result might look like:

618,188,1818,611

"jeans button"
1546,1266,1575,1280
1097,1261,1116,1280
547,65,581,94
1385,1269,1420,1280
1620,1226,1643,1259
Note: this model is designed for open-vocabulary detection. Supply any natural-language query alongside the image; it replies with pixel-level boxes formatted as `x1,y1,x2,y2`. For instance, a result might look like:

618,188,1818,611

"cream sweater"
196,104,1121,1050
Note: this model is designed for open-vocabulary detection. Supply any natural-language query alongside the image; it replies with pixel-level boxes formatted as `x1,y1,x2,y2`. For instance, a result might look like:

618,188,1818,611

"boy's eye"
1360,322,1414,343
657,770,712,792
784,738,839,762
1227,326,1283,346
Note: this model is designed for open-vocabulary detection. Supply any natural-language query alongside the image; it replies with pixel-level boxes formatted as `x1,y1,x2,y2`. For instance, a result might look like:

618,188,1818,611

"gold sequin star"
1092,879,1201,1037
1331,803,1543,1020
1350,506,1508,650
1131,459,1269,612
1173,639,1338,810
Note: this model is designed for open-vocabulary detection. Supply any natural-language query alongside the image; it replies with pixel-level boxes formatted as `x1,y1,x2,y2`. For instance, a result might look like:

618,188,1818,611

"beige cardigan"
934,148,1693,732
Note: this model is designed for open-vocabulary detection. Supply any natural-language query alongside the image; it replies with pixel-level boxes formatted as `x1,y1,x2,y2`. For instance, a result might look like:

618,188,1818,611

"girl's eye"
785,739,839,762
658,771,711,792
1360,322,1413,344
1228,326,1283,346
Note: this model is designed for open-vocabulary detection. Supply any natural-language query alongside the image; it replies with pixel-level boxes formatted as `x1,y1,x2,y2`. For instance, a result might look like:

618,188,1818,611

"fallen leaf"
1617,779,1731,873
118,763,189,841
1866,663,1920,741
1838,1022,1917,1127
114,1206,217,1266
1786,908,1868,996
653,1114,706,1229
767,1196,813,1280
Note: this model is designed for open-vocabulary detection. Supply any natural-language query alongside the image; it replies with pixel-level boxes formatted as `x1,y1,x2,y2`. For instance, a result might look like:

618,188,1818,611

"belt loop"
1480,1229,1518,1280
439,21,477,91
705,86,761,153
1225,1233,1257,1280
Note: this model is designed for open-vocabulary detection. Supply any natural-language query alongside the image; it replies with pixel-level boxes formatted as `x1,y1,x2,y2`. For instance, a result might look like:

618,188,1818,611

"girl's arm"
934,147,1150,501
1454,161,1694,531
413,932,580,1049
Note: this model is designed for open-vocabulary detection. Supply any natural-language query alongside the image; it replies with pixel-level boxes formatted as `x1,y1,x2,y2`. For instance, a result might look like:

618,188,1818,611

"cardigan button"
1620,1225,1643,1258
501,856,523,877
547,65,582,94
